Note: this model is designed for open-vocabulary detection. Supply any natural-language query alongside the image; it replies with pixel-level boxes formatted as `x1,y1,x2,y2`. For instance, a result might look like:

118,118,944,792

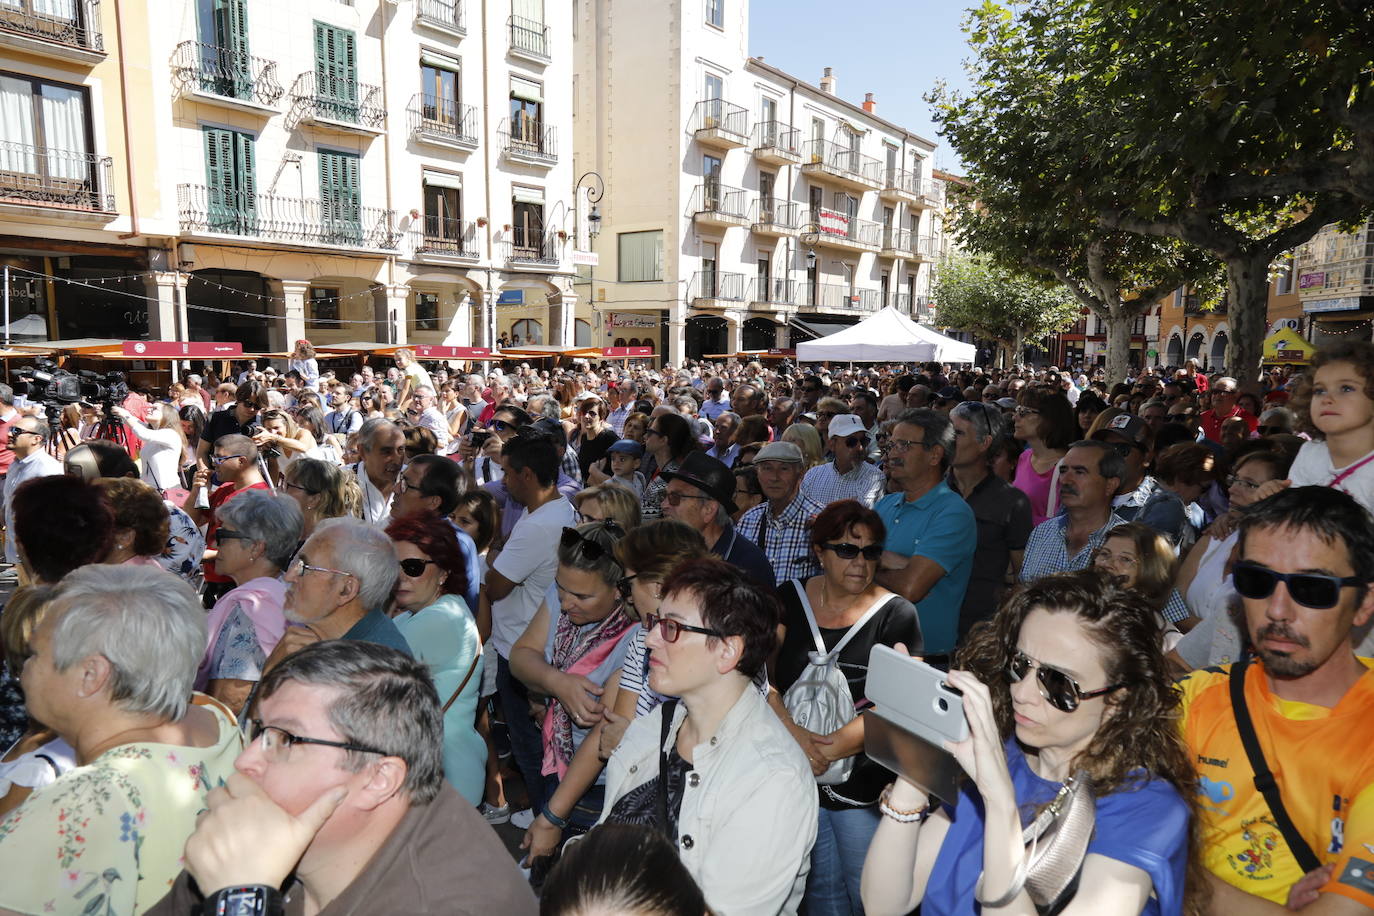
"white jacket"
599,684,818,916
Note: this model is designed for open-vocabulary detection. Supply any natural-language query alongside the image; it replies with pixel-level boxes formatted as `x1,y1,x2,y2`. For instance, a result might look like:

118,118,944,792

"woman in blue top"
862,568,1206,916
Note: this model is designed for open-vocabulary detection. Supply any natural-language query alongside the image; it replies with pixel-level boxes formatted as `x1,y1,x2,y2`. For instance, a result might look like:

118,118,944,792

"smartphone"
863,645,969,803
469,430,491,448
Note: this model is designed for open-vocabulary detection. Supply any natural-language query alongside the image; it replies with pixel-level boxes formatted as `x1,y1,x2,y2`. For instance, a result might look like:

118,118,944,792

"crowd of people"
0,333,1369,916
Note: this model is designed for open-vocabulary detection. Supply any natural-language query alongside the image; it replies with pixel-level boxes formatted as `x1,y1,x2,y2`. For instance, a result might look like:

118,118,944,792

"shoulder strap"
1229,656,1322,873
657,699,679,834
1046,459,1063,519
794,581,890,661
442,648,483,714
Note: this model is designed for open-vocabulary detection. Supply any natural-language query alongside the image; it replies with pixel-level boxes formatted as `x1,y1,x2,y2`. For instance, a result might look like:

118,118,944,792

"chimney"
819,67,836,95
862,92,876,113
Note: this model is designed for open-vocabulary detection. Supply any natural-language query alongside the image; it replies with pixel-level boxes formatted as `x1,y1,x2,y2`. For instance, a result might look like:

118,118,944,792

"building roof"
744,58,939,150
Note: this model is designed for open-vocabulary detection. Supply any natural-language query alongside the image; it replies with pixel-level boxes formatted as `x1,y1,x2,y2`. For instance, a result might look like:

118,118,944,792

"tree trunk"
1224,252,1272,392
1103,310,1133,385
1013,328,1025,368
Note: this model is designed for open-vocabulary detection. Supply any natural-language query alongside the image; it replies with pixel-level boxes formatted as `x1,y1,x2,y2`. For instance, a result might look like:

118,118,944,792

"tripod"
90,402,130,452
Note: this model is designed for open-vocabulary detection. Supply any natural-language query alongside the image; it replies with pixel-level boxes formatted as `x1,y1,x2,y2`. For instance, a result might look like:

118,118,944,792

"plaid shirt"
607,405,630,436
800,460,887,509
561,445,583,486
1019,512,1125,583
736,491,825,585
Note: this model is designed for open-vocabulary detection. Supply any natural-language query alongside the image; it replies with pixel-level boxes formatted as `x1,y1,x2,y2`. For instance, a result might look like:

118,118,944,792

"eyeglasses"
490,419,516,433
215,528,255,543
287,556,355,581
399,557,437,578
1014,406,1039,417
642,612,725,643
1007,651,1125,714
1227,474,1264,491
246,719,390,762
663,490,713,507
885,437,920,453
644,427,664,438
559,521,625,562
283,480,319,496
841,435,868,449
1231,561,1365,610
211,453,245,465
820,541,884,562
396,474,424,494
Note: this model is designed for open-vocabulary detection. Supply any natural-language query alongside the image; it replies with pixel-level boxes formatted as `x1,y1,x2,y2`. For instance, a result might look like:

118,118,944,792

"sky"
747,0,975,173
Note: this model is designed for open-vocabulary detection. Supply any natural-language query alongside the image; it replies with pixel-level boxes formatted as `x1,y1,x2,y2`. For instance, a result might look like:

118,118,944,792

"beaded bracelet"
878,784,931,824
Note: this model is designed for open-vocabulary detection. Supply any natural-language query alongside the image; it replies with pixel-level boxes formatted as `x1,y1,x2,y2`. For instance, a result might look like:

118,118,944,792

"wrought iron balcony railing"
414,215,479,259
500,119,557,162
416,0,464,34
691,98,748,140
0,0,102,53
804,207,882,247
802,283,880,311
916,235,940,258
502,231,560,266
178,184,400,249
882,167,921,197
749,198,801,229
882,226,914,254
802,139,882,186
509,14,549,60
409,94,477,146
691,181,749,220
689,270,746,301
289,71,385,130
749,277,797,305
752,120,800,156
172,41,283,107
0,140,114,212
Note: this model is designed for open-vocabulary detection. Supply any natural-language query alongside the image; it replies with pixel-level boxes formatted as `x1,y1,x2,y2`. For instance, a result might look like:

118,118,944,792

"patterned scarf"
541,601,636,779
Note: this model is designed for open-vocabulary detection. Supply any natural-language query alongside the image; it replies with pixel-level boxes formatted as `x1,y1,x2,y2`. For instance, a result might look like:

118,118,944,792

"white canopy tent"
794,306,975,364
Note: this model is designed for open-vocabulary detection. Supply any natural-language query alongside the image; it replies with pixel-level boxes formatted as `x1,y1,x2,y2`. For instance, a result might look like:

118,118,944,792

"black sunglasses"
1007,651,1125,714
399,557,437,578
616,573,638,600
1232,561,1365,610
560,521,626,562
821,541,884,562
842,435,868,449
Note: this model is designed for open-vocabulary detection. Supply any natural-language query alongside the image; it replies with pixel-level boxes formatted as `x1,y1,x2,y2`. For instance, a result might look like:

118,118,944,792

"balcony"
288,71,385,136
801,139,882,191
412,216,480,262
508,15,549,64
502,232,561,269
918,177,946,210
749,198,801,237
177,184,401,251
914,235,940,261
409,94,478,151
880,226,914,258
0,0,103,63
500,120,557,167
1182,294,1226,316
415,0,465,37
0,141,114,220
690,182,749,229
800,283,881,313
879,168,921,203
752,120,801,165
748,277,797,311
691,99,748,150
689,270,746,308
804,207,882,252
172,41,283,114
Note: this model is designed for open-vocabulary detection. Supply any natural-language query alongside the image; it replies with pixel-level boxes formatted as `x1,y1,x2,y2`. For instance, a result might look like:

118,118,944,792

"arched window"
574,319,592,347
613,337,627,347
512,319,543,344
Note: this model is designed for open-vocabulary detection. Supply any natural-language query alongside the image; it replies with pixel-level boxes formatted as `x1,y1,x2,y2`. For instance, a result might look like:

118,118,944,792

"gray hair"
258,640,445,804
312,517,399,610
950,401,1006,448
527,394,562,422
1067,439,1126,483
357,417,402,454
25,416,50,444
713,411,740,432
0,383,12,406
216,490,304,570
414,385,435,398
1259,406,1294,430
48,565,206,721
893,408,957,473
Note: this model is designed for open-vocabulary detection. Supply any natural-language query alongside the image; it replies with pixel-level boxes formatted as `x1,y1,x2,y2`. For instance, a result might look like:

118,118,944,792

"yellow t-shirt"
1180,660,1374,907
0,695,242,915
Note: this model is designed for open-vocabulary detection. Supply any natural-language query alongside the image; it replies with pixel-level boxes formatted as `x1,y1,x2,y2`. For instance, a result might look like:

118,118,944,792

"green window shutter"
234,131,257,231
313,23,358,121
319,150,361,244
204,127,234,231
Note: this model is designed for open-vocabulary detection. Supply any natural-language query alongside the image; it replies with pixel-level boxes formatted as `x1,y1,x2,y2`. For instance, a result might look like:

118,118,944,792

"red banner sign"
122,341,243,358
414,345,492,359
601,346,655,358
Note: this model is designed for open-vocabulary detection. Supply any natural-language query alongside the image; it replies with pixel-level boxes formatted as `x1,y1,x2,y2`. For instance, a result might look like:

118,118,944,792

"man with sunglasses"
1180,486,1374,916
197,379,268,469
187,434,270,606
1,414,60,573
801,413,885,508
1201,376,1258,443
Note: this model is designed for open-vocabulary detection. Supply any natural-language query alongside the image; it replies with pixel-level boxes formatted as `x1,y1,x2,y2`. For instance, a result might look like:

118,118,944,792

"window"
760,95,776,126
318,149,361,243
704,72,723,101
618,230,663,282
811,117,824,145
308,287,340,329
881,271,889,304
414,292,439,331
808,185,823,215
574,318,591,347
758,171,775,219
510,77,543,152
702,242,718,295
420,54,460,126
705,0,722,28
512,193,545,257
883,205,894,229
313,22,359,122
196,0,251,99
203,127,256,234
422,171,462,245
0,73,92,178
885,144,897,173
757,257,770,300
1275,258,1295,296
512,318,542,345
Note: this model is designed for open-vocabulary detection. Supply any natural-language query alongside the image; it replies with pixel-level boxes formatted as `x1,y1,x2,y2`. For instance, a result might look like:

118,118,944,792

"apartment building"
1294,219,1374,345
1,0,578,352
573,0,942,365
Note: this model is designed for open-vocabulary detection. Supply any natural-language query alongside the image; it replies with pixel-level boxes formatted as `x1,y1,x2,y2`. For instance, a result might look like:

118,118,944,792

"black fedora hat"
660,451,737,515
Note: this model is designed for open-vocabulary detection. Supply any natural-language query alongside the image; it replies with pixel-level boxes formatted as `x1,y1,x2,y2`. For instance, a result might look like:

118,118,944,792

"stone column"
666,304,687,367
372,284,409,345
726,312,743,354
145,271,186,342
775,320,790,348
278,280,310,354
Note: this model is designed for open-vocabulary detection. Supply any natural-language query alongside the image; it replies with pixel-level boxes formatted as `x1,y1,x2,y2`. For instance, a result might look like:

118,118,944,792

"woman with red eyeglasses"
768,499,921,915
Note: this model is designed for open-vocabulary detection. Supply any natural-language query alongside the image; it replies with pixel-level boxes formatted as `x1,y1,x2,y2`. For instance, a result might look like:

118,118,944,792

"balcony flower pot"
557,230,568,241
409,209,421,220
476,217,488,227
503,224,512,232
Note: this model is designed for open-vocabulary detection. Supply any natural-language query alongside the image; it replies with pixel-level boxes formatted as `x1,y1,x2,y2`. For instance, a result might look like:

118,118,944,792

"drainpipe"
113,0,141,241
479,0,495,352
379,0,398,344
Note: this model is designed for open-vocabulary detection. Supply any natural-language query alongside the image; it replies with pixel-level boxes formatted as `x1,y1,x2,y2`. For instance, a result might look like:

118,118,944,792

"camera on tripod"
16,358,129,410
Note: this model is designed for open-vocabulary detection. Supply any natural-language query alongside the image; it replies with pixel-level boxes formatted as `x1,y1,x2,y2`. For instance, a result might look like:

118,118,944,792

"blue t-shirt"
875,481,976,653
924,739,1189,916
342,608,414,657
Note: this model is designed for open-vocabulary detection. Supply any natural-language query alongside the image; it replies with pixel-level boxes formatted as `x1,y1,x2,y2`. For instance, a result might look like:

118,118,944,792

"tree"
935,0,1374,386
932,253,1081,367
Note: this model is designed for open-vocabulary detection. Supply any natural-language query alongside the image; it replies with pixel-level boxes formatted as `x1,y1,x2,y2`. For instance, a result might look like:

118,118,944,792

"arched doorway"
742,317,776,351
1166,334,1183,367
1210,331,1228,370
613,337,626,347
685,315,727,359
574,318,592,347
512,318,543,345
1186,332,1205,362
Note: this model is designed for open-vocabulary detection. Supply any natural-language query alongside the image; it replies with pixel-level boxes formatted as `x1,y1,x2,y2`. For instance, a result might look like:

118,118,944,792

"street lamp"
575,171,605,242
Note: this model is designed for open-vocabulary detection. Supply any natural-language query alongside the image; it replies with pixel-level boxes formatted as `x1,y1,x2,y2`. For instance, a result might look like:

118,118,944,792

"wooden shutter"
319,150,361,243
314,23,358,117
204,127,234,231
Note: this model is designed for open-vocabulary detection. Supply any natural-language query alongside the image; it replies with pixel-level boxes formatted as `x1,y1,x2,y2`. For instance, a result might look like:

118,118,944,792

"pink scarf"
540,604,635,780
195,576,288,691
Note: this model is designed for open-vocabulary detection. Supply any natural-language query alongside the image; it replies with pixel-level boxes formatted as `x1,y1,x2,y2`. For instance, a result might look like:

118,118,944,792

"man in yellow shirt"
1180,486,1374,916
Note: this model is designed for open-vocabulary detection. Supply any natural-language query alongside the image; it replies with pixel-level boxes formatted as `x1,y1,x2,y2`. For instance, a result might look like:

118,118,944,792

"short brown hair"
0,584,54,675
810,499,886,551
659,558,778,678
613,519,708,583
97,478,170,558
1153,442,1215,487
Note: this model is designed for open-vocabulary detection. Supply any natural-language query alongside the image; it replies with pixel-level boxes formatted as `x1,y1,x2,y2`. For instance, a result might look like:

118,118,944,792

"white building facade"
573,0,943,365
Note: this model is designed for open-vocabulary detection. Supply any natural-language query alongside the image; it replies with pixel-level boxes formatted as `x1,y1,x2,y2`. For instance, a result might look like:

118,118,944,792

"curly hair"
1290,340,1374,437
956,568,1208,916
98,478,170,558
385,511,468,600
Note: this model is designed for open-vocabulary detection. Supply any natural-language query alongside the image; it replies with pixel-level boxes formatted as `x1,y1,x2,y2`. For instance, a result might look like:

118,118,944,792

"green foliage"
932,253,1080,346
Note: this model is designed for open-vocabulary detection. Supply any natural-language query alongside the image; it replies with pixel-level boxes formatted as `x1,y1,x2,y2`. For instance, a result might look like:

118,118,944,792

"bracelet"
540,803,570,830
202,885,285,916
878,783,931,823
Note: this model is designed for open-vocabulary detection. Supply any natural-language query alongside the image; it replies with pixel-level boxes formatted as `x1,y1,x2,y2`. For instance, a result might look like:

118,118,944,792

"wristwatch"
202,885,285,916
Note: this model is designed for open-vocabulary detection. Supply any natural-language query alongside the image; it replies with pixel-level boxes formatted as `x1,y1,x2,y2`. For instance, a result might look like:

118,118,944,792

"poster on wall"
607,312,658,330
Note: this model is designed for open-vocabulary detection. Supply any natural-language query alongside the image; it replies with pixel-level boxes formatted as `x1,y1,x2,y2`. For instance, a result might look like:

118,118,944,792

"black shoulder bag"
1228,655,1322,873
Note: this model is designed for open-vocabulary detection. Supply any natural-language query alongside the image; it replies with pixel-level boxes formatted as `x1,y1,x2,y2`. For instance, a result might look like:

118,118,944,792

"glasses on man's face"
211,453,244,466
246,719,390,763
399,557,436,578
663,490,712,507
1007,651,1125,714
642,612,725,643
820,541,883,562
885,437,919,453
560,521,625,562
287,556,355,581
490,419,516,433
841,435,867,449
1231,561,1365,610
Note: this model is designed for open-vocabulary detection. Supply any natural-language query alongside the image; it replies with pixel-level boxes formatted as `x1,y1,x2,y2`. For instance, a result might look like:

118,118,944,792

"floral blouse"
0,695,242,915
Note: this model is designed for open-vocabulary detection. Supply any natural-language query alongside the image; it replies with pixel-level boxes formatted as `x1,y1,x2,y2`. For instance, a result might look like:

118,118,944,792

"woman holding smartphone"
861,568,1204,916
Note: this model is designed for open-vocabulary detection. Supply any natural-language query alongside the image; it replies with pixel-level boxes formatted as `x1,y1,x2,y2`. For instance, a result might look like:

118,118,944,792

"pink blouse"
1014,448,1059,527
